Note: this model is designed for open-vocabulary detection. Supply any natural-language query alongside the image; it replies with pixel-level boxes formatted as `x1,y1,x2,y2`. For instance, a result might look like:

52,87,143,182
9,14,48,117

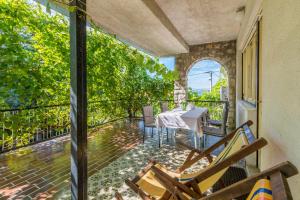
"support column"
70,0,87,199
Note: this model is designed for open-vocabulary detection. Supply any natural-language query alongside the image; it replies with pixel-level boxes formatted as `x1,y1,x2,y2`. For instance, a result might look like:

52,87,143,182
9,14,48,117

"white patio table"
156,107,208,148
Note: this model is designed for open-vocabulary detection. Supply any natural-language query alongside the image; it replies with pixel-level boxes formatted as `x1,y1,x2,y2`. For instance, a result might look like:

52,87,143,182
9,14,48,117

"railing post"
2,123,4,152
70,0,87,199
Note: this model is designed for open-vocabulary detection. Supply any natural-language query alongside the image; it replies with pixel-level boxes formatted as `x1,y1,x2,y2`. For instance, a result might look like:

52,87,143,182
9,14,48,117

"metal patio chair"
160,101,169,113
204,101,229,137
142,105,156,143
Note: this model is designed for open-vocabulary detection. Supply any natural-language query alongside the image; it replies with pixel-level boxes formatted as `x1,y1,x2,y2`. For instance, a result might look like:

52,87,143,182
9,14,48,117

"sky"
159,58,221,90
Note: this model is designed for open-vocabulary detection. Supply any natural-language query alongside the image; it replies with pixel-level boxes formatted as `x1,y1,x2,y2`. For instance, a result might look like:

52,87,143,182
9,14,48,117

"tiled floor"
57,138,212,200
0,119,223,200
0,120,143,200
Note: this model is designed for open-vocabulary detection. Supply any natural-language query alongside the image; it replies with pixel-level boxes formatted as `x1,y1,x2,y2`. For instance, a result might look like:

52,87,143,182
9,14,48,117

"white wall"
260,0,300,197
237,0,300,198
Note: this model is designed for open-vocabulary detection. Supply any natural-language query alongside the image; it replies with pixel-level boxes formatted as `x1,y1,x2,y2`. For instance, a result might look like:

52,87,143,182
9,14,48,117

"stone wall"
174,40,236,128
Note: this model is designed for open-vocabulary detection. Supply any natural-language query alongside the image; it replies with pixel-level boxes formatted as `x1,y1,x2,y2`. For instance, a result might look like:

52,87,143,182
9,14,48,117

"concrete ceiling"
86,0,246,56
156,0,247,45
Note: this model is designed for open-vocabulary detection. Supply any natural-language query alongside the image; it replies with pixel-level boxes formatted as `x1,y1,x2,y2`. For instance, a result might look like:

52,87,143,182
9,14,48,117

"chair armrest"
208,119,222,127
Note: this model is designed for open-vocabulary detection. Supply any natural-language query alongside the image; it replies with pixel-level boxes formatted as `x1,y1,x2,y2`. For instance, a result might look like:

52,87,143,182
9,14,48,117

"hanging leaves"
0,0,176,111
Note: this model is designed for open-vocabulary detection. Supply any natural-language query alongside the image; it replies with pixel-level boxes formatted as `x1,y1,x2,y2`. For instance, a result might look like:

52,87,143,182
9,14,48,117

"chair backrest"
221,102,229,134
189,123,266,192
209,121,256,167
160,102,169,113
196,128,251,191
186,102,195,111
142,105,155,125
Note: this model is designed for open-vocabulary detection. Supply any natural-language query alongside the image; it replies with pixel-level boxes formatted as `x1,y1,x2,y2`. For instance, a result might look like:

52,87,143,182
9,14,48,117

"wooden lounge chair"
118,121,267,199
198,161,298,200
177,120,253,173
115,161,298,200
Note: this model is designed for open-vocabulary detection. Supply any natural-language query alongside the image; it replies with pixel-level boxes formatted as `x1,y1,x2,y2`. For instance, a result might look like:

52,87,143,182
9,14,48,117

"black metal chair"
204,101,229,137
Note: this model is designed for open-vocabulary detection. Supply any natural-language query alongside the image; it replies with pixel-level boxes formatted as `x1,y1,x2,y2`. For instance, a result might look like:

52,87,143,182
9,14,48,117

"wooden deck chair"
177,120,253,173
115,162,297,200
118,121,267,200
198,161,298,200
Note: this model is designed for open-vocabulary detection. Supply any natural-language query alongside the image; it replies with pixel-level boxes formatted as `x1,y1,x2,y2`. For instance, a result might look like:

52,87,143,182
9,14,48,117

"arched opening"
187,59,228,101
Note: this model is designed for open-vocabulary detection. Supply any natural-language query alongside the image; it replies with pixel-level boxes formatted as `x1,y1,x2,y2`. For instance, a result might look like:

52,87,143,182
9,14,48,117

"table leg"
193,132,197,149
158,128,160,148
159,127,163,148
166,128,169,142
173,129,176,145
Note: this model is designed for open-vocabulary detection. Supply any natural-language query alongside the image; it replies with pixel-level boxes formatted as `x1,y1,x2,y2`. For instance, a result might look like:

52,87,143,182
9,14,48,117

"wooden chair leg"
125,179,152,200
115,192,124,200
270,171,293,200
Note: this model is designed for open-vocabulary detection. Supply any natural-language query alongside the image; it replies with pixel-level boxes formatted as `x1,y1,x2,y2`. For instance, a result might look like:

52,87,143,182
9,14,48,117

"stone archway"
174,40,236,128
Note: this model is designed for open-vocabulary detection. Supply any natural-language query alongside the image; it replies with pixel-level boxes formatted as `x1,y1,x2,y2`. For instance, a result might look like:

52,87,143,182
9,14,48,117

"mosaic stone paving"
56,137,211,200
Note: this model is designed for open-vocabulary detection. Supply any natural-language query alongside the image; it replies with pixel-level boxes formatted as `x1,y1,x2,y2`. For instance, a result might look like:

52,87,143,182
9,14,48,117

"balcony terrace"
1,0,300,199
0,118,226,199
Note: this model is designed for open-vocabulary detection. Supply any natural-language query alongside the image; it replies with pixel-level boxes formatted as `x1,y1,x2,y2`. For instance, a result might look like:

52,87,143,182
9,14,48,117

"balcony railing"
0,100,128,153
187,100,228,120
0,99,227,153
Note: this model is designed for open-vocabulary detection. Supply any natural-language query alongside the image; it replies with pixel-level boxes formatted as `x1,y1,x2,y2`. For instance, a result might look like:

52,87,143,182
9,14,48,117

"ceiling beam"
141,0,189,53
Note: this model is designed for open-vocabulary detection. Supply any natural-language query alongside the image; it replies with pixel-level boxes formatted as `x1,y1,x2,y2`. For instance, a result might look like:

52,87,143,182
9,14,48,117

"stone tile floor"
57,138,212,200
0,119,223,200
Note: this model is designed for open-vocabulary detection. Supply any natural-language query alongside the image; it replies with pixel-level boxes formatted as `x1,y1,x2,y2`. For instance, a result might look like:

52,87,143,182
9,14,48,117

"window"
242,29,258,105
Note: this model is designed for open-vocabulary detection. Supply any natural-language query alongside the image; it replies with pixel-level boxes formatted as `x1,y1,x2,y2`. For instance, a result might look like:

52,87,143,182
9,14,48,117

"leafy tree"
0,0,70,107
188,78,227,101
188,78,228,119
0,0,177,150
0,0,176,110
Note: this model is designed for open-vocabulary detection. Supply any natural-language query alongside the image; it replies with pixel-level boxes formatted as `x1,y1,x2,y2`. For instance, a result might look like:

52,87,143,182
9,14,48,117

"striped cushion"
246,179,273,200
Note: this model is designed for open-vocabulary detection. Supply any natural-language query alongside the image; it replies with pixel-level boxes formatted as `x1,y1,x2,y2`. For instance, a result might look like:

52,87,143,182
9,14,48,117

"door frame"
256,16,263,169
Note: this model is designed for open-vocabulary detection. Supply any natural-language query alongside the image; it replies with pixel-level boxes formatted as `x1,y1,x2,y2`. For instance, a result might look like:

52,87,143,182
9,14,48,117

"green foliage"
0,0,177,150
188,78,228,120
0,0,176,108
188,78,227,101
0,0,70,107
